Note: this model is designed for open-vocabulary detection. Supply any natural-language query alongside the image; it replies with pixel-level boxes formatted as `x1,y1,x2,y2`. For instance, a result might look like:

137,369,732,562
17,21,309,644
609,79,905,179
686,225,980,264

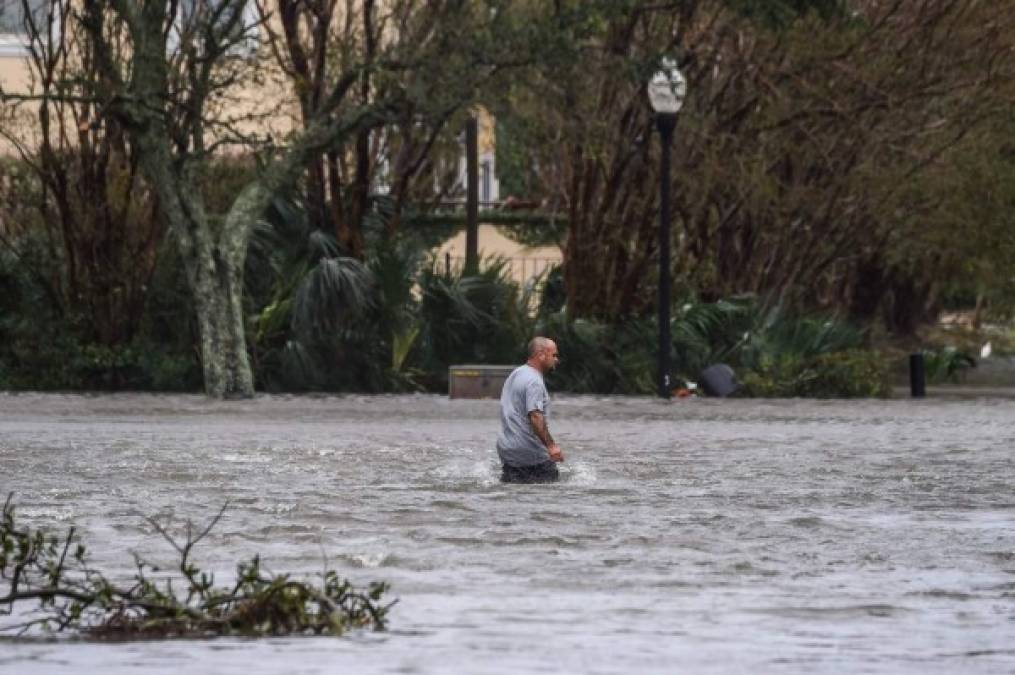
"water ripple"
1,393,1013,674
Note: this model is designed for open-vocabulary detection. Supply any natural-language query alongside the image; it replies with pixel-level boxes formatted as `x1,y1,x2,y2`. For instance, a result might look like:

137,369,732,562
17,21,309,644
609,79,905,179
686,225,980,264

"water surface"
1,393,1013,674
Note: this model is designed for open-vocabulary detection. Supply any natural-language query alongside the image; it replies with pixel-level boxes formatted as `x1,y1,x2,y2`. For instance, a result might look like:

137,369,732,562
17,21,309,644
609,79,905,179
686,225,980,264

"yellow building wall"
0,50,34,154
436,223,560,289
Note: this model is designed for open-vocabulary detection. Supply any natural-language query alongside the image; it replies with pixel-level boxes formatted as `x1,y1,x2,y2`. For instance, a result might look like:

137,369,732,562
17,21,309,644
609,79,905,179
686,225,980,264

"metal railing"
435,254,559,291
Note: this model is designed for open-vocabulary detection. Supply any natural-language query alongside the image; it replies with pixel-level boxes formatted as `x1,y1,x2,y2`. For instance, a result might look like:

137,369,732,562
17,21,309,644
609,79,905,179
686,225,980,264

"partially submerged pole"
909,353,926,398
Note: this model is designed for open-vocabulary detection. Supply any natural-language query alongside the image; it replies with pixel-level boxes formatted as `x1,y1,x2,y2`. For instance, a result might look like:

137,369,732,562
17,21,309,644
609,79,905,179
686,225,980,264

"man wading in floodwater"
497,337,564,483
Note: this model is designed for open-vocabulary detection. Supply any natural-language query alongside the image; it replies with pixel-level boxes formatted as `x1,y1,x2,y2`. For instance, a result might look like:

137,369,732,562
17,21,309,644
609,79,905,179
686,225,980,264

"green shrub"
538,312,657,394
538,264,566,316
921,346,976,383
739,349,892,398
540,296,882,397
0,233,200,392
416,258,534,389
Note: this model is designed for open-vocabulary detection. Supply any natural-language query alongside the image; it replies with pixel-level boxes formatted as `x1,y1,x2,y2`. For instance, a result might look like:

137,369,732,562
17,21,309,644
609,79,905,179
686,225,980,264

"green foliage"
898,117,1015,324
249,195,424,391
738,305,865,370
670,297,756,379
495,115,544,200
201,159,259,216
536,295,881,397
494,219,566,249
537,312,655,394
493,0,1015,329
538,265,566,316
134,242,204,390
0,235,200,391
2,1,1011,395
0,238,73,389
416,259,535,389
700,300,878,397
739,349,892,398
0,496,392,638
668,296,864,386
725,0,848,28
247,194,534,392
246,194,457,393
921,346,977,384
0,203,895,398
292,257,376,337
0,149,200,392
366,242,429,390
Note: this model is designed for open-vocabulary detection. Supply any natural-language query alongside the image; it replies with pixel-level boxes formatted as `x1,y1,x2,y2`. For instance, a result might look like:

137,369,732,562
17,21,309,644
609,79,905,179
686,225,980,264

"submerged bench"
449,364,515,399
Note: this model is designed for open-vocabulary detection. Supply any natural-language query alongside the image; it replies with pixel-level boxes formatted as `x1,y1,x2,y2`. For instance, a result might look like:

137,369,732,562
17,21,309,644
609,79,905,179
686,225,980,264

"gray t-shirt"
496,364,551,467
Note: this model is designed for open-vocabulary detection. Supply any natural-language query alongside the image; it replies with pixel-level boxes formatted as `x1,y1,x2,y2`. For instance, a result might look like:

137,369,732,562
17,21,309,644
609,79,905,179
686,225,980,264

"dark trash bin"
699,364,737,397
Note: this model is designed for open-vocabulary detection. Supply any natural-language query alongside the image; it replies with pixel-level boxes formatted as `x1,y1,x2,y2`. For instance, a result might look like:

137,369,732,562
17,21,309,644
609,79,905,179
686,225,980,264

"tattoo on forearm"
528,411,555,448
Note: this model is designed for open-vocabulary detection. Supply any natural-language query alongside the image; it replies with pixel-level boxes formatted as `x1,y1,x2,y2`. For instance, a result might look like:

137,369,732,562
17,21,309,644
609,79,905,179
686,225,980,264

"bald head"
526,336,560,374
527,336,554,358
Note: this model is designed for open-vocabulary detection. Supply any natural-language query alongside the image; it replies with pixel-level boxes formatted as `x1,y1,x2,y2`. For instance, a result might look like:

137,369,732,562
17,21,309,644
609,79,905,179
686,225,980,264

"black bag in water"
699,363,737,397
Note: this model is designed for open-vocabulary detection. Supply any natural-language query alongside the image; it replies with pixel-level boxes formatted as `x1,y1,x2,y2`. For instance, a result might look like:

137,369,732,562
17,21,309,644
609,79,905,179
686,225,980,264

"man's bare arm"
529,411,563,462
528,411,554,448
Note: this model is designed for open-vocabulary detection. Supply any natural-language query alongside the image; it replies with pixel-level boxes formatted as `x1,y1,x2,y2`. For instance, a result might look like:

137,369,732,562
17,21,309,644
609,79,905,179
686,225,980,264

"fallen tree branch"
0,494,394,639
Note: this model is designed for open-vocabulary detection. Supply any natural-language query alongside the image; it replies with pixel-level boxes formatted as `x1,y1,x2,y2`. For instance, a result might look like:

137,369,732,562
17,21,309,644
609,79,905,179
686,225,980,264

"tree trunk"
141,146,260,399
179,182,272,399
187,246,254,399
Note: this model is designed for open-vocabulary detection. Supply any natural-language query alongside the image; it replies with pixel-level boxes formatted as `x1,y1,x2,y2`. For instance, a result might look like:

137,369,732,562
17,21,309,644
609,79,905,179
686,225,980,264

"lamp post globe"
648,58,685,399
648,58,687,115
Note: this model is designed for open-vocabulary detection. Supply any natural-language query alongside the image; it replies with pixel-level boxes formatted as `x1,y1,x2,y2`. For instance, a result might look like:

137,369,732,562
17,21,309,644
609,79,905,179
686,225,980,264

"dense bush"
245,194,534,392
0,239,201,392
921,346,977,384
739,349,892,398
0,175,898,399
0,156,235,392
538,295,888,398
415,259,535,388
538,313,656,394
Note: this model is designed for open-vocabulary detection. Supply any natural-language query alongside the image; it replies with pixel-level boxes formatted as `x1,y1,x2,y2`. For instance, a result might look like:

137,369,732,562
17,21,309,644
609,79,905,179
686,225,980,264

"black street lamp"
647,59,687,399
465,114,479,276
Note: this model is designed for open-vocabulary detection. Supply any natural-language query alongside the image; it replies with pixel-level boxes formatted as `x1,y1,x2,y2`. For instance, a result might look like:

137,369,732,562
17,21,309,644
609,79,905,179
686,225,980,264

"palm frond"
307,230,341,260
292,257,376,336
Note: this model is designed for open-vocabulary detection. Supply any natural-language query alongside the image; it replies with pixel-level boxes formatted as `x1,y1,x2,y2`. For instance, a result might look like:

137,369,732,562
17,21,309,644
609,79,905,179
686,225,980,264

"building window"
0,0,48,56
169,0,260,55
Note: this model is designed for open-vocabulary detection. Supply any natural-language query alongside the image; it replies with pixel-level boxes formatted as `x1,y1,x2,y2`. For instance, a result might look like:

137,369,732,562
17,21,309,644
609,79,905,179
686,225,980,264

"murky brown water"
1,392,1013,674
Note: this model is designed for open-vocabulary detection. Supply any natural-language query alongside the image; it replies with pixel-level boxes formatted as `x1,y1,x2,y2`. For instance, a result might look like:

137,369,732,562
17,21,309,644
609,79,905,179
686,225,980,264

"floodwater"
0,392,1013,674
